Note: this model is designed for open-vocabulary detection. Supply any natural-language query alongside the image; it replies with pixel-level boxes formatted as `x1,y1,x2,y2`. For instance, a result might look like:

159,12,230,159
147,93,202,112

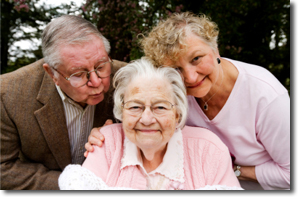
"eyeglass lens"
123,100,173,116
69,60,111,87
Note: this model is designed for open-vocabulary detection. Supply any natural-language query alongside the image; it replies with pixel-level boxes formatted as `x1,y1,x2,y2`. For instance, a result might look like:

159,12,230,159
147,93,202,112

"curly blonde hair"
140,12,219,67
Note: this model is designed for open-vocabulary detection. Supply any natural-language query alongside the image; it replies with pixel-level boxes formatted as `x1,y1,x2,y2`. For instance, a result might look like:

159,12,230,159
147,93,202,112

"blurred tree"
2,0,290,92
82,0,184,62
82,0,289,91
175,0,290,91
1,0,80,74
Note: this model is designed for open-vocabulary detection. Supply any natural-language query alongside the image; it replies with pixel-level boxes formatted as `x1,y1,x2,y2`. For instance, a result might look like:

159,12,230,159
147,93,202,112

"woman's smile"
136,129,160,134
187,76,206,89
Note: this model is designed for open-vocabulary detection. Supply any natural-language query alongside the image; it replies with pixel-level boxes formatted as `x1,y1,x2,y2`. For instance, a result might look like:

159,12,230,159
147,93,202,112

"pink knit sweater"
82,124,240,190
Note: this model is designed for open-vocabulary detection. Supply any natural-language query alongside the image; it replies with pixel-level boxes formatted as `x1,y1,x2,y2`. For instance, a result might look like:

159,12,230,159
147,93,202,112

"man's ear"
43,63,59,85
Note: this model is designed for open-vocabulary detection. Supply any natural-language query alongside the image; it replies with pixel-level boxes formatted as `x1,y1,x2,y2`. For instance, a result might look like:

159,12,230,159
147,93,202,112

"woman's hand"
84,119,113,157
234,165,258,183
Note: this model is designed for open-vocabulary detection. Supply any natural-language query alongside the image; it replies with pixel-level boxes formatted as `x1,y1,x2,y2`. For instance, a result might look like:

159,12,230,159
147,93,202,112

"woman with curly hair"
139,12,290,190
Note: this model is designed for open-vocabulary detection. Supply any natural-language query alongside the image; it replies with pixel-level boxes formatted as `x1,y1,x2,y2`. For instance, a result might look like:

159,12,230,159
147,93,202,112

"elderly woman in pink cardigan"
59,58,242,190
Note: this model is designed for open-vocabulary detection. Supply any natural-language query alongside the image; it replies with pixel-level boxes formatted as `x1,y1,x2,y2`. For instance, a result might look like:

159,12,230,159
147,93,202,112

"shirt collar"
121,128,185,183
55,85,87,110
56,84,67,102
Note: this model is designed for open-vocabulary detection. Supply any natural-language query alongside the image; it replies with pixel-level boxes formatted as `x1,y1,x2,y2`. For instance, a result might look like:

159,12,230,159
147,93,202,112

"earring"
217,58,221,64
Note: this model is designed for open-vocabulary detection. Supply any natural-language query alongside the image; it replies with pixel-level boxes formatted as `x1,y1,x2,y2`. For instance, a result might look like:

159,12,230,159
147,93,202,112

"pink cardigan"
82,124,240,190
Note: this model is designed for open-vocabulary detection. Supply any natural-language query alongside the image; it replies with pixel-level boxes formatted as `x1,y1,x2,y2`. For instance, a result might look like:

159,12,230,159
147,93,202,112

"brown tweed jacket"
0,59,127,190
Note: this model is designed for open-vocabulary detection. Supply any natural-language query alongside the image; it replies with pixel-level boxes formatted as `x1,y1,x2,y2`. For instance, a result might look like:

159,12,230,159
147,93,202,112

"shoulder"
225,58,287,95
100,123,124,146
100,123,123,136
112,59,128,73
92,124,124,165
1,59,45,81
1,59,45,95
181,125,228,152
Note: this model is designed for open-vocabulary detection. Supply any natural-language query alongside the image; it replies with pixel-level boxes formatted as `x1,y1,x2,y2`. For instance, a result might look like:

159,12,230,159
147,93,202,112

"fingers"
89,127,104,142
104,119,113,126
84,141,94,153
84,119,113,157
98,131,105,142
91,135,103,146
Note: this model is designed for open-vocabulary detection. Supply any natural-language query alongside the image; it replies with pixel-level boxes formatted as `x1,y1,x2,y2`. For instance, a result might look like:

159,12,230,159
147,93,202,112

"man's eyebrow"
94,58,110,67
69,66,85,73
96,57,108,64
68,58,108,73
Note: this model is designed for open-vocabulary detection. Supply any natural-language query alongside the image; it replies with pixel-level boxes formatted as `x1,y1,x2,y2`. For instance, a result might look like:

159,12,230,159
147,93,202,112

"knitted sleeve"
182,126,241,188
206,141,241,187
81,124,124,183
195,185,243,190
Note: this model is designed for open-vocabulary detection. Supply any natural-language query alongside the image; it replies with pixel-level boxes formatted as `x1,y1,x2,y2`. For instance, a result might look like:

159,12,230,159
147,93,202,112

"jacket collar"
34,72,72,170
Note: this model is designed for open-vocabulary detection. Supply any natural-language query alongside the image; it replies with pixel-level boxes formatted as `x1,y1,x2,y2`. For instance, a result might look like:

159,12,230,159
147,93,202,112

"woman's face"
122,77,179,156
165,33,221,98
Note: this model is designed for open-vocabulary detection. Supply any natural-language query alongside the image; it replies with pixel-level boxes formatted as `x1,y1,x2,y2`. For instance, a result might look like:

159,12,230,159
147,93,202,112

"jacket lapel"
34,72,72,170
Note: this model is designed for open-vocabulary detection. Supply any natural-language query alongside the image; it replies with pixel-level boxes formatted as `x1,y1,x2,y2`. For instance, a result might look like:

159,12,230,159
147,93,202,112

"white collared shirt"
56,85,95,164
120,128,185,190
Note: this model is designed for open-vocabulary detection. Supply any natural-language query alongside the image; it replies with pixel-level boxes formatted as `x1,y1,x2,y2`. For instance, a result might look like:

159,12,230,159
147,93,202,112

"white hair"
113,57,188,129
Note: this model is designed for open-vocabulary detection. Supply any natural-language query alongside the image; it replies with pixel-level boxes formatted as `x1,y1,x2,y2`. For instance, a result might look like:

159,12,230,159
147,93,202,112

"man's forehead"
58,40,108,70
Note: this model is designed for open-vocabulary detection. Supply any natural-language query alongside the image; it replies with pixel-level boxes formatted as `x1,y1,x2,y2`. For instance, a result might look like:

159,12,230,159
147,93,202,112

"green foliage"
82,0,184,62
81,0,289,91
197,0,290,92
2,0,290,92
1,0,81,74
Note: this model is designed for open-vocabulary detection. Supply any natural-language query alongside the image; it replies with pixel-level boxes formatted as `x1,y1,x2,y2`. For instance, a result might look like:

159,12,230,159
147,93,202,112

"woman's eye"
175,67,183,73
155,106,167,110
129,106,142,110
192,56,200,62
153,105,168,112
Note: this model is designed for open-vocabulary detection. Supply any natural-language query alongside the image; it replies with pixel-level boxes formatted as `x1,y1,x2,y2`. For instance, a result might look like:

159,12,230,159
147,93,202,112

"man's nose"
87,71,102,87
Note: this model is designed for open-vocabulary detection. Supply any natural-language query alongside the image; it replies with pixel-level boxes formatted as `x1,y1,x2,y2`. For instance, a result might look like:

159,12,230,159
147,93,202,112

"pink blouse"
186,58,290,190
81,124,241,189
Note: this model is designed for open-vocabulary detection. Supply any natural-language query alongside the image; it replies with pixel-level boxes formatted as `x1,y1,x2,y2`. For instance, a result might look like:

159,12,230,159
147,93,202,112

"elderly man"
0,15,126,190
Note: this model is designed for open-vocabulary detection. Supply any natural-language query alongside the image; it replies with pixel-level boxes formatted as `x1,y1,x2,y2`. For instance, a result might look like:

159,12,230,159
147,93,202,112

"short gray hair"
113,57,188,129
42,15,110,69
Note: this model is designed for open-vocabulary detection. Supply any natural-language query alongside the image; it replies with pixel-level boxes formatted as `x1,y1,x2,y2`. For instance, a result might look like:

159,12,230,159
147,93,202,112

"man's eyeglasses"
52,57,112,88
122,100,175,117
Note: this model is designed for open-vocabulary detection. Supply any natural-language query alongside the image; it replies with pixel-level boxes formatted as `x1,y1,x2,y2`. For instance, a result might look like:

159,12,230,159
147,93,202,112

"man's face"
50,36,111,107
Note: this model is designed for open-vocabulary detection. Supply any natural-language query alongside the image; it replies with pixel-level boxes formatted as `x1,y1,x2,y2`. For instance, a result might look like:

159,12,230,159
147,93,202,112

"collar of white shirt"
55,84,76,104
120,128,185,183
55,85,87,110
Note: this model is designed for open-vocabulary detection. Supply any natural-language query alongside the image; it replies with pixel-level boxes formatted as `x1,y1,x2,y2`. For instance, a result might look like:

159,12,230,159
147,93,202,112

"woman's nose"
182,68,198,85
139,107,156,125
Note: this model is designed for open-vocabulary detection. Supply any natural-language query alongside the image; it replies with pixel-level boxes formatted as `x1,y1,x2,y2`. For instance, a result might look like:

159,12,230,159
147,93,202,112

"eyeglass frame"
51,57,113,88
121,100,176,117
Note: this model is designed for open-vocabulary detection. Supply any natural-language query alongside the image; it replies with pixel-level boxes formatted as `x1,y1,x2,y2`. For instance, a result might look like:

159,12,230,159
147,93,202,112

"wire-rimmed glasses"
52,57,112,88
122,100,176,117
